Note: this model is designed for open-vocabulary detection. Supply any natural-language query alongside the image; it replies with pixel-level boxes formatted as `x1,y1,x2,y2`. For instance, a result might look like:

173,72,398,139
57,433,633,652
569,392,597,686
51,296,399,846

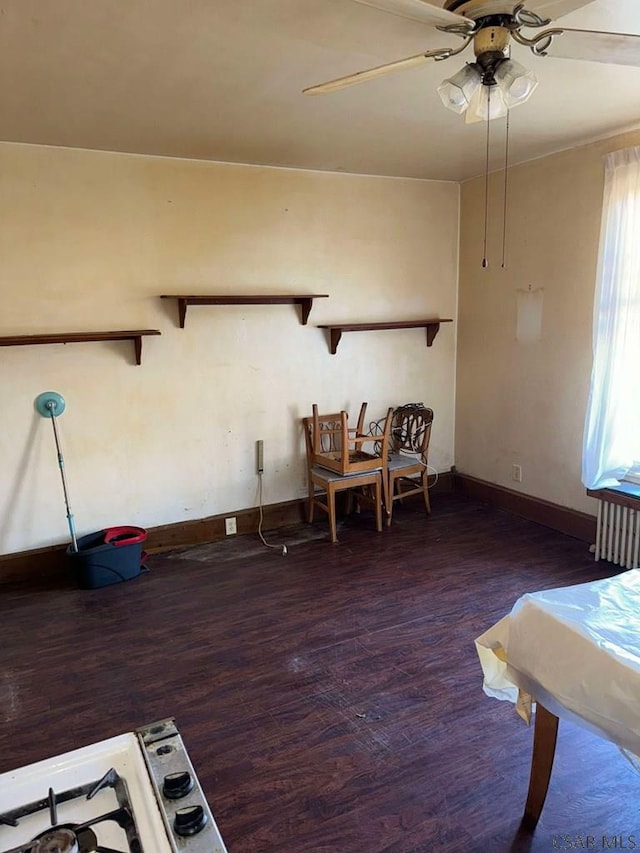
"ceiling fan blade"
544,27,640,67
303,48,451,94
521,0,595,20
350,0,468,28
444,0,594,21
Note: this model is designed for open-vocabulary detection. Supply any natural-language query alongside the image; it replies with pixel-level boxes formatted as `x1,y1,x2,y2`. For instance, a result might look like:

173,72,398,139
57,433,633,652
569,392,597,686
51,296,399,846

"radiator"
595,499,640,569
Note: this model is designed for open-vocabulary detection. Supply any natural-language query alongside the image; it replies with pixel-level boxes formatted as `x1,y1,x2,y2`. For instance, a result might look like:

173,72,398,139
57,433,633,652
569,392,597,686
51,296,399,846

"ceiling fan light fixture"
494,58,538,108
464,83,508,124
437,63,482,114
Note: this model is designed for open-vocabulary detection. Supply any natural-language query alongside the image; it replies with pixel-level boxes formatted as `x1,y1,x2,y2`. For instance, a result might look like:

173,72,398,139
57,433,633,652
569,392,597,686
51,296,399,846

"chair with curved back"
386,403,434,527
302,404,393,543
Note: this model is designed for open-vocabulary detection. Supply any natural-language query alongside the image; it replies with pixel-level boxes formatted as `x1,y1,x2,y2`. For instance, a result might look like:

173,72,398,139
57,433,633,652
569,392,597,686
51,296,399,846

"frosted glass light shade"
437,63,482,114
494,59,538,107
464,83,508,123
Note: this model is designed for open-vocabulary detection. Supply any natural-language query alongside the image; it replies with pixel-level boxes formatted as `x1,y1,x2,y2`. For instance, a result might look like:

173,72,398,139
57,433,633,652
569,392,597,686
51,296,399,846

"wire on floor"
257,472,288,556
426,464,439,490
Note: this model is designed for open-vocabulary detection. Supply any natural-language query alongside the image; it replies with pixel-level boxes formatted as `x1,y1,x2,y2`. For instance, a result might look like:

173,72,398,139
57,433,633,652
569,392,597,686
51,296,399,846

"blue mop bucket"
67,526,147,589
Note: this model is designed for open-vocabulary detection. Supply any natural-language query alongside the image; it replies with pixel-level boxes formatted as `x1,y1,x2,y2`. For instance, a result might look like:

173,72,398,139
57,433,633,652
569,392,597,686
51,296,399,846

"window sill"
587,481,640,509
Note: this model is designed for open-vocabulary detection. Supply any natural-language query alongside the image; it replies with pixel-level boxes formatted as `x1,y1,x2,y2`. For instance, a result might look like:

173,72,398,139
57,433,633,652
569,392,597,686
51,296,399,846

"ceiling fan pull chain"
482,86,491,270
501,107,510,270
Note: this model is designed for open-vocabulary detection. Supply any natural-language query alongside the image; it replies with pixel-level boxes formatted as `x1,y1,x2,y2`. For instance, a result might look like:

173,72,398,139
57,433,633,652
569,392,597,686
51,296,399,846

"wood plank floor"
2,494,639,852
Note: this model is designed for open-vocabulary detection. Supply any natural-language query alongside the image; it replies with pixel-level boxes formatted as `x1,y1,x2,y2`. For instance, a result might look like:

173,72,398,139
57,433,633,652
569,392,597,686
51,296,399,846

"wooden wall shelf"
0,330,161,365
161,294,329,328
317,319,453,354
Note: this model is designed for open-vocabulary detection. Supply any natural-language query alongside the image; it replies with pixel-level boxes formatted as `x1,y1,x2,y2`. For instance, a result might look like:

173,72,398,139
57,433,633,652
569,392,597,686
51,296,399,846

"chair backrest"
307,409,349,472
304,404,393,476
391,404,434,459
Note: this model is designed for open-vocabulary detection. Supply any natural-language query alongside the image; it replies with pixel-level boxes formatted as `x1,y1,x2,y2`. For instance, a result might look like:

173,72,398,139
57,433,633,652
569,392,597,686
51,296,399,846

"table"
475,569,640,827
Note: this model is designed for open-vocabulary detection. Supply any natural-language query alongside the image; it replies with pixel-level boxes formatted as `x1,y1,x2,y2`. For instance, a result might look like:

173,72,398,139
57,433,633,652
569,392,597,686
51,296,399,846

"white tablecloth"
475,569,640,760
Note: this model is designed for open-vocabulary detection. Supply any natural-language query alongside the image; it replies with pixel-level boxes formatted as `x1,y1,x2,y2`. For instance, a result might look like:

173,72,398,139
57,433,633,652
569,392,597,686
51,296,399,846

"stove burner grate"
0,770,142,853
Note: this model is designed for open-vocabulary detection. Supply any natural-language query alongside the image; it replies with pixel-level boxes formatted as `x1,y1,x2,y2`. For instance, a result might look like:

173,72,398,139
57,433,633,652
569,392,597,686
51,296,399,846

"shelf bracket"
329,328,342,355
177,298,188,329
299,297,313,325
426,323,440,347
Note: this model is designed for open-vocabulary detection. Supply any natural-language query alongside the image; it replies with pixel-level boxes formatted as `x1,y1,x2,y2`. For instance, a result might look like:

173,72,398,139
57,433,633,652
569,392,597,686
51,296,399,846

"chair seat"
313,462,383,480
387,453,423,472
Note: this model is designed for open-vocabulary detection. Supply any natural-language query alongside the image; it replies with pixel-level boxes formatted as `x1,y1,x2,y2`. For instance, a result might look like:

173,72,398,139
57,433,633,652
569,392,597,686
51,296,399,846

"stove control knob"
163,770,194,800
174,804,208,837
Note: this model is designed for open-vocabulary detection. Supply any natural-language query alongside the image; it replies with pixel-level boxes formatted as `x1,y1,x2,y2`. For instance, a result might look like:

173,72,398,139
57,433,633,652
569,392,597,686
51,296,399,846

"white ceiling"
1,0,640,181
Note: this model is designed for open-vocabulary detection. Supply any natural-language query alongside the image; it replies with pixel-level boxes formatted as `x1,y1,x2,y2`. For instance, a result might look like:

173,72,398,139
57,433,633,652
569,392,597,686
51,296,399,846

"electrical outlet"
256,439,264,474
512,464,523,483
225,516,237,535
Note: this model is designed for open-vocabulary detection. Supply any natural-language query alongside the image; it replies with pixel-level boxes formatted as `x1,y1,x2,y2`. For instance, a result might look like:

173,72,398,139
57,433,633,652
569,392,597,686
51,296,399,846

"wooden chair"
302,405,393,543
386,404,434,527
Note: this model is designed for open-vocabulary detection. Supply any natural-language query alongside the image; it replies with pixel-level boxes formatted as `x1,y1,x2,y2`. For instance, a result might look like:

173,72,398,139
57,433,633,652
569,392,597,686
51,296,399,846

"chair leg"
374,476,382,532
345,489,354,515
422,471,431,515
307,479,315,523
327,483,338,544
386,473,395,527
381,470,390,527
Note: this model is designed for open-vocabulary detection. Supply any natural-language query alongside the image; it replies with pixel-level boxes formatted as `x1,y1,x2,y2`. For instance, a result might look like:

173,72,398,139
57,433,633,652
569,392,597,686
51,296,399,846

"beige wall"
456,129,640,516
0,143,458,555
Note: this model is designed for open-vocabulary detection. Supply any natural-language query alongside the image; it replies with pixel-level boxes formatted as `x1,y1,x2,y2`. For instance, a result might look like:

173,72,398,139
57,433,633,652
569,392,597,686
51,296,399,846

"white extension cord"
257,472,288,556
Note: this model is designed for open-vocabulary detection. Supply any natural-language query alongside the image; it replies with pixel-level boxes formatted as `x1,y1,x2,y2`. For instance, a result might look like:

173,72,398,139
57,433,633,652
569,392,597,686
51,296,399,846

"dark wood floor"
2,494,639,852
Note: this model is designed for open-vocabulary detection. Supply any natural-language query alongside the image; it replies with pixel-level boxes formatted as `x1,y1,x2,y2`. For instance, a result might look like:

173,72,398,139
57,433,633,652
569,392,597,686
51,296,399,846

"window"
582,147,640,491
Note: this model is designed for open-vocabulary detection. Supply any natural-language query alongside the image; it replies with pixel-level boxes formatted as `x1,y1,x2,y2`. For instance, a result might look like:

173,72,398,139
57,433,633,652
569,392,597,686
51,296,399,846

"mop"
34,391,78,552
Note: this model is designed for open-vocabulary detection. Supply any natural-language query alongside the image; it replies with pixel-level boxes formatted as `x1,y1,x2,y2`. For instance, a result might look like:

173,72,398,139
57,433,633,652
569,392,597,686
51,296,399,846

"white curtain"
583,147,640,490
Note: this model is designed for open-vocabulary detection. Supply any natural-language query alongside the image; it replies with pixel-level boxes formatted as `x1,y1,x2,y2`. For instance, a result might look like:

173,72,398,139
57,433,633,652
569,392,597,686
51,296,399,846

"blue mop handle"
48,405,79,553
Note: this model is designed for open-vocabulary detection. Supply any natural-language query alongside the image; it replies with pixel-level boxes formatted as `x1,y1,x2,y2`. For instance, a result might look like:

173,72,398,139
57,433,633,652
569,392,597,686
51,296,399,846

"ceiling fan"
304,0,640,122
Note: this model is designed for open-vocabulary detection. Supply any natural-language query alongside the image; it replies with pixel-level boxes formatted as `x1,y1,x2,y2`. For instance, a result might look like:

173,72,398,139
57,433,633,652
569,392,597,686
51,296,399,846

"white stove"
0,718,227,853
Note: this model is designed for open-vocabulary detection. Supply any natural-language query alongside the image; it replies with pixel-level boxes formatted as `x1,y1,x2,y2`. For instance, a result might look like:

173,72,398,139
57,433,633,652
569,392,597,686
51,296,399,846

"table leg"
522,703,559,830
